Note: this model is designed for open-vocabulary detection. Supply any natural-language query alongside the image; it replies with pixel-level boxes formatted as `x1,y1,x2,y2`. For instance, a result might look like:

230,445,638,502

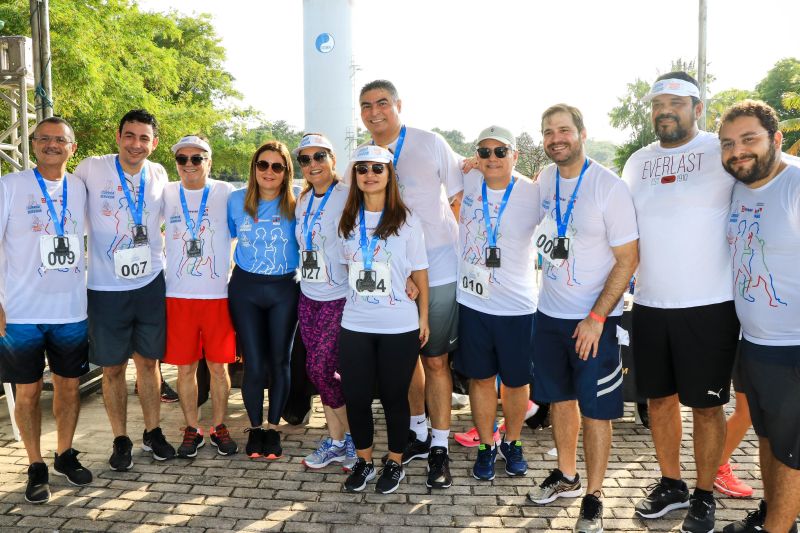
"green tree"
755,58,800,150
432,128,474,158
584,138,617,170
515,132,549,178
608,79,655,171
706,88,756,132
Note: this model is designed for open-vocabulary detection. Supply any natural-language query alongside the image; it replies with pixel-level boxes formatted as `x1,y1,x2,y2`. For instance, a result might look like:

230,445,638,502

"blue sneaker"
472,443,497,481
302,437,346,469
343,434,357,471
498,437,528,476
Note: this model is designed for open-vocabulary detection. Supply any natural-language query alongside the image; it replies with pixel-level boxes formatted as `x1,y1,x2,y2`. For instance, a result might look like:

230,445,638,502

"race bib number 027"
300,251,328,283
113,245,152,279
39,234,79,270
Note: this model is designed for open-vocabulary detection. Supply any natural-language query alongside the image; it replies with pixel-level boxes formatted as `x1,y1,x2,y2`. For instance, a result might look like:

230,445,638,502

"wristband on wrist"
589,311,606,324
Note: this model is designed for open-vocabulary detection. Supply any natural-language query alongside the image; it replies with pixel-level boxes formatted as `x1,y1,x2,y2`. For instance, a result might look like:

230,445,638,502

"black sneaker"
142,427,176,461
381,430,431,466
344,458,376,492
263,429,282,459
176,427,204,458
720,500,796,533
109,435,134,471
634,479,690,518
53,448,93,486
375,459,405,494
245,427,266,458
210,424,238,456
160,380,179,403
426,446,452,489
25,462,50,504
575,493,604,533
680,494,715,533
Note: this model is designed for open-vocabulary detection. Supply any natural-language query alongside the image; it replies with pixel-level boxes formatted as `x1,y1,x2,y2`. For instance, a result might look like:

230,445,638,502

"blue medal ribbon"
302,182,335,251
33,168,68,236
372,125,406,167
115,156,147,227
179,183,211,242
358,203,383,271
481,177,516,249
555,159,590,238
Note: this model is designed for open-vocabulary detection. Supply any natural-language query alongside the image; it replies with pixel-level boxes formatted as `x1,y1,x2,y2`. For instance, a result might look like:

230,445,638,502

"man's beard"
724,142,778,185
654,114,690,144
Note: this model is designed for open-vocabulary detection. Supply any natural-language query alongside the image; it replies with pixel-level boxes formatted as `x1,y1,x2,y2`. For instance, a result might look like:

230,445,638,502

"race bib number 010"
300,251,328,283
114,245,152,279
39,234,80,270
348,261,391,297
459,261,490,299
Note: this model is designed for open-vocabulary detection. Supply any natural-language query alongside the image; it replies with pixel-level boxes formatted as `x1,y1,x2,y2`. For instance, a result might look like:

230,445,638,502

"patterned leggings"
297,293,346,409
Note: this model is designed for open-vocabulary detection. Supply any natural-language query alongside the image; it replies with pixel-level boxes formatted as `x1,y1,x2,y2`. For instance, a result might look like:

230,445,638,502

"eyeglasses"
477,146,512,159
297,150,329,167
720,132,770,152
32,135,73,146
175,154,208,166
255,160,286,173
355,163,385,175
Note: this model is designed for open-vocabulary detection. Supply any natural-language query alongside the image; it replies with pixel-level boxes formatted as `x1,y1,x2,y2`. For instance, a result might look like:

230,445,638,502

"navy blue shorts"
532,311,624,420
0,320,89,384
454,304,534,388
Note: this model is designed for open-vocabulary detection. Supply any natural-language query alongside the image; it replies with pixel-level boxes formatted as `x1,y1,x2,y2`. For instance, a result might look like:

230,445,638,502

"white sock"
330,438,345,448
431,428,449,450
410,414,428,441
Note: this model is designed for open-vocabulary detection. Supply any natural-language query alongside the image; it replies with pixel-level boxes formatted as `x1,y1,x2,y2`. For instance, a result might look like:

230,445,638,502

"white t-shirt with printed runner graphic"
535,160,639,319
74,154,167,291
0,170,87,323
163,179,235,299
728,157,800,346
456,170,540,316
294,182,349,302
339,210,428,334
623,131,735,308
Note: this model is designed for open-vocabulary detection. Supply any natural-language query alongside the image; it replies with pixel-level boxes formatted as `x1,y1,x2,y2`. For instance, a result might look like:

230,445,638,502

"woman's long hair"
338,161,409,240
245,141,295,220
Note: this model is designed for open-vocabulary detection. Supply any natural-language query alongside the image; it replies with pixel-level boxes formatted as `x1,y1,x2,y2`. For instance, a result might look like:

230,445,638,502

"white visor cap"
643,78,701,103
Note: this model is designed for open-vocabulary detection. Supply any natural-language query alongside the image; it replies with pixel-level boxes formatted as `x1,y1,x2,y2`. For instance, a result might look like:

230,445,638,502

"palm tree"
780,92,800,155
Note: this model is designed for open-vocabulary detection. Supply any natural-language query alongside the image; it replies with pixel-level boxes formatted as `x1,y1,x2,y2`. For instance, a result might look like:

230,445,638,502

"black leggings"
338,328,420,453
228,267,299,426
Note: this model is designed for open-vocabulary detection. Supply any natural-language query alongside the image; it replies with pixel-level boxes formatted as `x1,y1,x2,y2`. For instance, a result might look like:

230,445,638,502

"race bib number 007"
113,245,152,279
39,234,79,270
348,261,391,297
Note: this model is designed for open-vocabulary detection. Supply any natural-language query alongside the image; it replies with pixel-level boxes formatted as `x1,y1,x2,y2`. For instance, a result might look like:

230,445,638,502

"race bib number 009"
39,234,80,270
113,245,152,279
348,261,391,297
459,261,490,299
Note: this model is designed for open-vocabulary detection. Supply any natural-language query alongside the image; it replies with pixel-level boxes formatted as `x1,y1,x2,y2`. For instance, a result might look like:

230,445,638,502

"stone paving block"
17,515,66,528
282,522,330,533
96,509,147,523
234,519,284,531
61,518,112,531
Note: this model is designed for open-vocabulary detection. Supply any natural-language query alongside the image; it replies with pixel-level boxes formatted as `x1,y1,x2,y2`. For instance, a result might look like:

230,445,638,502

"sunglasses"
255,160,286,173
175,154,208,166
297,150,329,167
355,163,386,175
477,146,512,159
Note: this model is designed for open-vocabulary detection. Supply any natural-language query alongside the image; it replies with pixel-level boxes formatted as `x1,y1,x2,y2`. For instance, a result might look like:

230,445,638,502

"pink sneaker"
714,462,753,498
454,426,500,447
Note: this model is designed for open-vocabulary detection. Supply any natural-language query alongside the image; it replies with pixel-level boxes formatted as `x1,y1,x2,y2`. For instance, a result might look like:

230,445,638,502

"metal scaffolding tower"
0,36,36,175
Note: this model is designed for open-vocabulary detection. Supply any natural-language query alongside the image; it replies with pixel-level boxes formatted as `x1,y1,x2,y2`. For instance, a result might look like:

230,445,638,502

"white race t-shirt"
728,157,800,346
457,170,540,316
352,127,463,287
339,210,428,334
0,170,87,323
74,154,167,291
623,131,735,308
294,182,349,301
163,178,235,299
536,160,639,318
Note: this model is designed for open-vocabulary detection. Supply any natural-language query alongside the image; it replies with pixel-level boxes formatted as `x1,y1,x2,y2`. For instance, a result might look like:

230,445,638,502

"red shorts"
164,298,236,366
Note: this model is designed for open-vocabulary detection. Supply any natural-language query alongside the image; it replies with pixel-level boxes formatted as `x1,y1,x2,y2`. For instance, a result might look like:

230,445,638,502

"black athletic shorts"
631,301,739,408
739,339,800,470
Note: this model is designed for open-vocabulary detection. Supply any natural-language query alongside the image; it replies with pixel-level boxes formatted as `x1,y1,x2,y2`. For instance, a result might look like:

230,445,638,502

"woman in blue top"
227,141,299,460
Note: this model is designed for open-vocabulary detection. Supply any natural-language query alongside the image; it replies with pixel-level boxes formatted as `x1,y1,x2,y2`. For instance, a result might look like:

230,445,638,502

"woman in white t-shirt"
337,145,430,495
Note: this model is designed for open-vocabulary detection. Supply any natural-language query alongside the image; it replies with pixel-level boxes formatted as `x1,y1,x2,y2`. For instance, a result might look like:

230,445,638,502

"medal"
485,246,501,268
302,250,318,269
133,224,148,246
481,177,515,269
179,182,210,259
356,269,377,292
186,238,202,258
551,237,570,260
115,156,149,247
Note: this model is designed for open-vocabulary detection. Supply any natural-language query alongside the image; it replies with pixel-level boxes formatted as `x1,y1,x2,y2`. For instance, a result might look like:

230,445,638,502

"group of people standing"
0,73,797,533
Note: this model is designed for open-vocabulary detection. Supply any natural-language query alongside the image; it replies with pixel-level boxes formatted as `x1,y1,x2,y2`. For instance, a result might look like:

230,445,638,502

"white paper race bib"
113,245,152,279
348,261,391,297
39,234,80,270
300,250,328,284
534,215,574,263
459,261,490,299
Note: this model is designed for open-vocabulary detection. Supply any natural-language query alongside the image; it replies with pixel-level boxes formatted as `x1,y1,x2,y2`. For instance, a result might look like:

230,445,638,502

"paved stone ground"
0,366,779,532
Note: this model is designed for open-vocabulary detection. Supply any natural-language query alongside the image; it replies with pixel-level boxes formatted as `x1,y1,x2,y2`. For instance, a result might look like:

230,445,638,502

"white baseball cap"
477,125,516,149
643,78,701,102
171,135,212,156
351,145,393,164
292,134,334,156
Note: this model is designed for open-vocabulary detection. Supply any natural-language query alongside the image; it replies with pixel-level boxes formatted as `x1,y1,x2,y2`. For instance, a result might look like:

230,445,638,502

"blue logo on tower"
315,33,335,53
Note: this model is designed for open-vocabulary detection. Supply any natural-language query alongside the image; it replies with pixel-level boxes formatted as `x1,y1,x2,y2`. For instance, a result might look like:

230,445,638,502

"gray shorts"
87,273,166,367
421,282,458,357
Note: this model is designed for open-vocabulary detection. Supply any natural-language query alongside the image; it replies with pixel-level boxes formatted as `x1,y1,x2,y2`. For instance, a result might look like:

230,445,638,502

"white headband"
643,78,701,102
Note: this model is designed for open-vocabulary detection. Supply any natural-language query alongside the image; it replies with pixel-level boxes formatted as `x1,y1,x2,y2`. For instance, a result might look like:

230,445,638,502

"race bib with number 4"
113,245,152,279
459,261,490,299
348,261,391,297
300,250,328,283
39,234,80,270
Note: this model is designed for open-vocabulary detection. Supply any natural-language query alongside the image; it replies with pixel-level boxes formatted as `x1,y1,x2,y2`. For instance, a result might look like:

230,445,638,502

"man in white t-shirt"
74,109,175,471
358,80,464,489
163,135,238,458
455,125,539,482
0,117,92,503
719,100,800,533
527,105,639,533
622,72,740,533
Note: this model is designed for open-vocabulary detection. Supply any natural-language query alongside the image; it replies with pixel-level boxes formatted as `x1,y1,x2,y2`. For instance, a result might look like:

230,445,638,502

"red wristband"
589,311,606,324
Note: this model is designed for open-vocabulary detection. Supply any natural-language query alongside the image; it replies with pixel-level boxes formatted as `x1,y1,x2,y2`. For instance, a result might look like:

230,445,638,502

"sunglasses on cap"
175,154,208,166
477,146,512,159
355,163,386,175
255,160,286,173
297,150,329,167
